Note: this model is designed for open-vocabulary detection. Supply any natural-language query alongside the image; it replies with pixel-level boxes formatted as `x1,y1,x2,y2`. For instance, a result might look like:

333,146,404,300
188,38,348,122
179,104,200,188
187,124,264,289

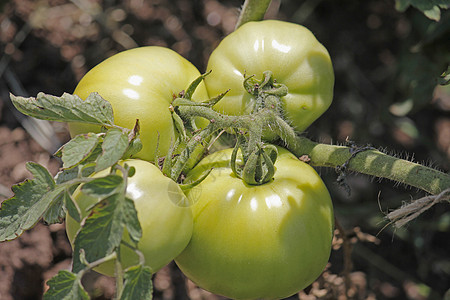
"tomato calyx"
244,70,288,114
231,139,278,185
158,73,221,184
169,71,300,186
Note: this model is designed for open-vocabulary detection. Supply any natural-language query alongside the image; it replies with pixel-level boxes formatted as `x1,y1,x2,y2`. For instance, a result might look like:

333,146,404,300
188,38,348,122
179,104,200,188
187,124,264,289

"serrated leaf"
29,161,56,188
0,162,64,241
64,191,82,223
82,142,104,165
123,197,142,244
55,168,79,185
423,5,441,21
120,265,153,300
123,136,143,159
81,175,123,198
43,270,89,300
54,166,94,193
10,92,114,126
395,0,450,21
56,133,100,169
43,192,66,224
72,194,125,273
95,128,129,172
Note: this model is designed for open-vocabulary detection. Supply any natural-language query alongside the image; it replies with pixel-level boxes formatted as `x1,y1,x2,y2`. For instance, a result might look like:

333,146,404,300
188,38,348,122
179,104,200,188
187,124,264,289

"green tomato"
205,20,334,135
175,147,334,299
65,159,193,276
69,46,208,162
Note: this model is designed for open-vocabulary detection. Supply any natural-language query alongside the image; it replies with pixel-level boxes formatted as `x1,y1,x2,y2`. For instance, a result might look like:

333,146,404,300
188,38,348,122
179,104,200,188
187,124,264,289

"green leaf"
120,265,153,300
0,162,64,241
123,137,143,159
95,128,129,172
72,192,130,272
394,52,444,113
44,270,89,300
64,191,82,223
395,0,450,21
55,133,100,169
55,168,79,184
123,197,142,244
10,92,114,126
43,192,66,224
422,5,441,21
81,175,123,198
395,0,411,12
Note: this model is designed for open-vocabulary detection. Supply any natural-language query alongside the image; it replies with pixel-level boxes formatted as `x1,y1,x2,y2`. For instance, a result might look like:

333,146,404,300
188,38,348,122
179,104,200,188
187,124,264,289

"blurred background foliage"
0,0,449,299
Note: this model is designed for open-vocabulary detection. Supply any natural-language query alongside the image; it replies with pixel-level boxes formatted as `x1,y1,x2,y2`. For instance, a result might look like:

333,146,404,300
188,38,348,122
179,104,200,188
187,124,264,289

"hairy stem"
287,136,450,195
235,0,272,29
178,104,449,195
171,126,215,180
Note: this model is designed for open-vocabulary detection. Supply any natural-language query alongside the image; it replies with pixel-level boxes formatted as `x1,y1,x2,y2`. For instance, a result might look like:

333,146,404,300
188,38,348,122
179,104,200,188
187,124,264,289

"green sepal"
172,110,188,141
230,134,246,179
241,144,277,185
162,138,180,178
183,70,211,100
179,168,213,192
201,89,230,107
243,70,288,114
242,148,261,185
172,88,229,108
122,120,143,159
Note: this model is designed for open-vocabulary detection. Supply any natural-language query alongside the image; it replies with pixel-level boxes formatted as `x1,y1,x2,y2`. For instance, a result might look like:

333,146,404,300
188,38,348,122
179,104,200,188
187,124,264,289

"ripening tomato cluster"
66,20,335,300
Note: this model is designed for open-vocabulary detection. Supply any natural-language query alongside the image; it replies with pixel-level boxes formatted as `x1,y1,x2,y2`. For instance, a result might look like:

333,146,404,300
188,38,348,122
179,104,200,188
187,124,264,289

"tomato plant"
4,2,449,299
175,146,334,300
204,20,334,136
69,46,209,162
65,159,193,276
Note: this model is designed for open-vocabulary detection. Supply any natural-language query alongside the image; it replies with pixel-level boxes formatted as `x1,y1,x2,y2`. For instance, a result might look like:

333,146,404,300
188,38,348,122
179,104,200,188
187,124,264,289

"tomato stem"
173,70,450,191
172,70,292,185
174,93,450,193
170,125,215,181
286,136,450,195
235,0,272,29
175,102,282,184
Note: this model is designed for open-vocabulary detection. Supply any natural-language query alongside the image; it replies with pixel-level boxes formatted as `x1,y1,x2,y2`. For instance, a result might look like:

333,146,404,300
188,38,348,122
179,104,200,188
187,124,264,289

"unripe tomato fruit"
69,46,208,162
175,147,334,299
205,20,334,135
65,159,193,276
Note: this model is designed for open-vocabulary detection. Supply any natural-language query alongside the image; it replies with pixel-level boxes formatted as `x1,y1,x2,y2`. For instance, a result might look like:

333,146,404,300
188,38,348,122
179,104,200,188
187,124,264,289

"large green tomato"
175,147,334,300
65,159,193,276
205,20,334,135
69,46,208,162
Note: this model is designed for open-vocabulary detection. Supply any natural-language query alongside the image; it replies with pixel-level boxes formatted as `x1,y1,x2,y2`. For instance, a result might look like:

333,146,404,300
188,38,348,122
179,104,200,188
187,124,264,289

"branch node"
336,139,376,196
